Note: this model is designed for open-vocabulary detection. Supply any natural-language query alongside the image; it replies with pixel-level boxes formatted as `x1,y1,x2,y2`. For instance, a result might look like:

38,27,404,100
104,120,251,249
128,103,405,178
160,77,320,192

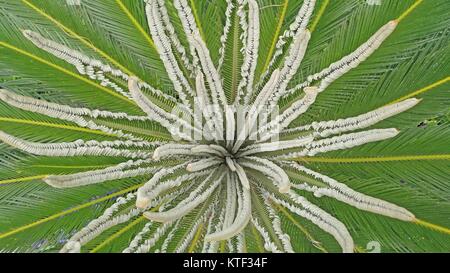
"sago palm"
0,0,448,253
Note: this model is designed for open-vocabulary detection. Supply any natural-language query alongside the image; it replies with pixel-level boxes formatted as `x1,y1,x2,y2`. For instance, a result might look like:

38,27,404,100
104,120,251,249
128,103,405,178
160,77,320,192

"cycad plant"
0,0,448,253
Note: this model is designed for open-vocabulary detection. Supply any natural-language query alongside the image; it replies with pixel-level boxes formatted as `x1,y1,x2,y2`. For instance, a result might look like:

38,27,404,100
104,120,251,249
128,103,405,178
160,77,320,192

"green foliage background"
0,0,448,252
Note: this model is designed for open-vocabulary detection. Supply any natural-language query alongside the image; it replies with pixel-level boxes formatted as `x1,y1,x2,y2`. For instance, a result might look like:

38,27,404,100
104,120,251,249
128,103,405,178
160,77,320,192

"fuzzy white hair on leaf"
253,87,319,143
262,195,294,253
135,222,174,253
285,98,420,138
61,193,140,253
268,192,354,253
285,162,415,221
145,0,194,102
239,157,291,193
286,20,398,96
257,0,316,87
251,217,282,253
22,29,175,102
302,128,399,157
268,29,311,108
186,158,223,173
239,0,260,106
160,220,181,253
153,143,199,160
277,128,400,159
0,131,152,158
128,76,198,141
205,185,251,242
45,159,159,188
0,89,147,140
238,136,314,157
233,69,281,153
143,171,224,222
154,0,196,75
218,0,235,71
173,0,202,71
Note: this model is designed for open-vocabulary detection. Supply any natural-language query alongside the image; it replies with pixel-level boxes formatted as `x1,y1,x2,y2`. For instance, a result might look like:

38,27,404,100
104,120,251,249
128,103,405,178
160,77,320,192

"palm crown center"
0,0,429,253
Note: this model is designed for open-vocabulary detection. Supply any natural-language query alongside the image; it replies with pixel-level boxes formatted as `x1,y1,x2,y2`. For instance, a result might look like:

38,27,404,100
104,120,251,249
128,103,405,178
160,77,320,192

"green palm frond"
0,0,448,253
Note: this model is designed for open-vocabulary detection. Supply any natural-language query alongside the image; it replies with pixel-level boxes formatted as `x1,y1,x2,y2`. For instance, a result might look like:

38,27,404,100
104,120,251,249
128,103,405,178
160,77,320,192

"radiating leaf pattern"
0,0,448,253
